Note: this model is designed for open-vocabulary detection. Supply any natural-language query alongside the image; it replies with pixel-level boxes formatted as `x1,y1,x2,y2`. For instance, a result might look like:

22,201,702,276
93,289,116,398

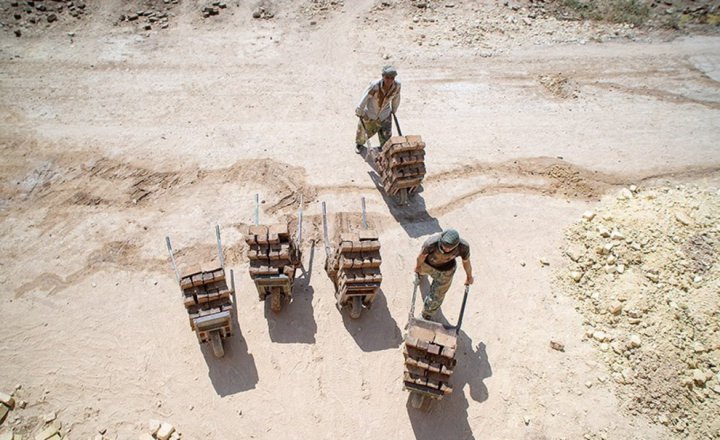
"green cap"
440,229,460,247
382,65,398,77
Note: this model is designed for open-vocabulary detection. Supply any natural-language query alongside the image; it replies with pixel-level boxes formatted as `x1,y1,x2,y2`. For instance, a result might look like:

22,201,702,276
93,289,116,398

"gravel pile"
557,184,720,438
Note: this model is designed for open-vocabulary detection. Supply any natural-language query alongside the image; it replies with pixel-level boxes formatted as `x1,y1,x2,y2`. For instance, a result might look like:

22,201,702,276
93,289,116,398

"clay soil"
0,0,719,439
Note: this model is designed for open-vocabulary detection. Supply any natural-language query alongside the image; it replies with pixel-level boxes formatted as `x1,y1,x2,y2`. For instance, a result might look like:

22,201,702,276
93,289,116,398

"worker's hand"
355,107,364,118
465,275,474,286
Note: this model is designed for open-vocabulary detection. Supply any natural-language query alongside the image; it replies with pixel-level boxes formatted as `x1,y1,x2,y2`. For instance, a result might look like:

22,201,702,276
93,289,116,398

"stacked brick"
245,223,301,300
180,268,233,344
325,230,382,305
376,135,426,196
403,322,457,398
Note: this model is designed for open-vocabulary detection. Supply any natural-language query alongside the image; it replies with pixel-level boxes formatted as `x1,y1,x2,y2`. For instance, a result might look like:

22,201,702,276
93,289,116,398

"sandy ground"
0,1,719,439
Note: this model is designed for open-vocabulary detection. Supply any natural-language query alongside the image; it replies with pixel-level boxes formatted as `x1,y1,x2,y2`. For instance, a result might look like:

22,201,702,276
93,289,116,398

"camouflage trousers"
418,262,456,320
355,116,392,149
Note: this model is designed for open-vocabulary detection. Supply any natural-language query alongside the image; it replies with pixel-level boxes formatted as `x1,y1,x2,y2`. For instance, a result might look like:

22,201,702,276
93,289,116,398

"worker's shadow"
406,279,492,439
340,288,404,352
263,243,318,344
202,279,259,396
363,149,441,239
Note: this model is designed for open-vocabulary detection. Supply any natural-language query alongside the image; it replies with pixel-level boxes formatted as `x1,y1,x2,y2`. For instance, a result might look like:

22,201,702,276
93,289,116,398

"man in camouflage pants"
414,229,473,320
354,65,401,154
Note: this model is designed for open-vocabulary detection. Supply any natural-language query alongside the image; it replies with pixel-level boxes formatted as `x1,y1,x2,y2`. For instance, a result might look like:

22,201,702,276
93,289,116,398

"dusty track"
0,1,719,439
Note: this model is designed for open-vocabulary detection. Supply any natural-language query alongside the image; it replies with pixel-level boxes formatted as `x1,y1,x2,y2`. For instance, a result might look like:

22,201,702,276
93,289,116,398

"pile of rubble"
298,0,344,24
118,1,179,31
0,388,182,440
251,1,274,20
556,184,720,437
0,388,68,440
3,0,88,37
369,0,645,51
202,2,228,19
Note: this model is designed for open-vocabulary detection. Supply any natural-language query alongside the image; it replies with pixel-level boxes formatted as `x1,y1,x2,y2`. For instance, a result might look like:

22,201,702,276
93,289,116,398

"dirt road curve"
0,0,718,439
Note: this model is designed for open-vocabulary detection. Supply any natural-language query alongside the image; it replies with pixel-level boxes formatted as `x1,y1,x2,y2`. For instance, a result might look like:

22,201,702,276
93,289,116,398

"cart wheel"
350,296,363,319
270,289,283,313
398,188,408,205
210,331,224,358
410,392,425,409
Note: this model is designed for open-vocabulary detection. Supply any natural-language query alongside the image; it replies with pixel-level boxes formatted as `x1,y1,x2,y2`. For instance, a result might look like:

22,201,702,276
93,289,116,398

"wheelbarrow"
403,274,470,409
322,197,383,319
166,225,235,358
373,113,427,205
245,193,303,313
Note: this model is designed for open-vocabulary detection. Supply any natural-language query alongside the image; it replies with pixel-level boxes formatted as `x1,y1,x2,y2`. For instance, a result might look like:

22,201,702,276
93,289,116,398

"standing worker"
355,65,401,154
414,229,474,321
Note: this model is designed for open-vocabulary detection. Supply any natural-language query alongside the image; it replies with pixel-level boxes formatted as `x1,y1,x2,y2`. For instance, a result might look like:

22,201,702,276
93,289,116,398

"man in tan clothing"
355,66,401,153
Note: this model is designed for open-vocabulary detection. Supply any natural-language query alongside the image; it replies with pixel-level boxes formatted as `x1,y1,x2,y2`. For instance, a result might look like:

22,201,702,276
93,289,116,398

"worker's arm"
415,252,428,274
355,82,375,117
391,84,401,113
462,258,474,285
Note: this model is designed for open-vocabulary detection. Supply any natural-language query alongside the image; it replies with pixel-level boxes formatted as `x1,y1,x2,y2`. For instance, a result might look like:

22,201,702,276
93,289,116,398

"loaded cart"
165,226,235,358
374,113,427,205
403,274,470,409
245,194,303,313
322,198,383,319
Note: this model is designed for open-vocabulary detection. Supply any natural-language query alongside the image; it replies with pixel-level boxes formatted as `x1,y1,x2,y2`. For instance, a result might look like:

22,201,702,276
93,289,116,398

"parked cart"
166,226,235,358
245,194,303,313
322,198,383,319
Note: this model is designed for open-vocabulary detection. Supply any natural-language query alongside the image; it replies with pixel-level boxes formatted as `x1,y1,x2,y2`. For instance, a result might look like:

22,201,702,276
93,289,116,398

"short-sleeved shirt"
357,79,401,121
421,233,470,271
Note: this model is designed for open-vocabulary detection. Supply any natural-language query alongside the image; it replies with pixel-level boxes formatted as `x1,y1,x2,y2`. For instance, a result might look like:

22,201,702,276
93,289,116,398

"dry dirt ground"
0,0,719,439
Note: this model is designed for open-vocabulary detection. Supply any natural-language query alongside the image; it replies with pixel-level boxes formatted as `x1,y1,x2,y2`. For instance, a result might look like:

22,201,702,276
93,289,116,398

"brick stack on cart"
403,317,457,406
165,226,234,358
245,194,303,313
403,277,471,410
245,222,302,313
180,267,233,357
375,135,426,205
322,198,383,319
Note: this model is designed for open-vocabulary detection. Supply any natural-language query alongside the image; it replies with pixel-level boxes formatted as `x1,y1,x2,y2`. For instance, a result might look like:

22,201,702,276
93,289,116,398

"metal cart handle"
455,284,470,335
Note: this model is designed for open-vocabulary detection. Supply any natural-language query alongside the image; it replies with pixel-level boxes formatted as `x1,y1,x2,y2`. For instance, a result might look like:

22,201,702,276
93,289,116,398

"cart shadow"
201,327,259,397
340,289,403,352
406,328,491,440
263,243,318,344
364,151,441,239
199,271,259,396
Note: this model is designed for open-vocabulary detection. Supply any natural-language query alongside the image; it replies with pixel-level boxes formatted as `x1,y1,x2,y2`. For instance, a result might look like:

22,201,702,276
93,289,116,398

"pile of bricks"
245,223,301,300
375,135,426,196
180,267,232,343
403,322,457,398
325,230,382,305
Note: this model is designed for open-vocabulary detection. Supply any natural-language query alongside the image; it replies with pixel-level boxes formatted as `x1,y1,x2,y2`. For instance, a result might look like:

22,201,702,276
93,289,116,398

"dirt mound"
555,185,720,438
538,73,580,99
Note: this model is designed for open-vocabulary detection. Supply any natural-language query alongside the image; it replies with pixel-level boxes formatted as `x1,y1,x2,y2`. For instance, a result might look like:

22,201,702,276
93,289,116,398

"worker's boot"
355,144,364,154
